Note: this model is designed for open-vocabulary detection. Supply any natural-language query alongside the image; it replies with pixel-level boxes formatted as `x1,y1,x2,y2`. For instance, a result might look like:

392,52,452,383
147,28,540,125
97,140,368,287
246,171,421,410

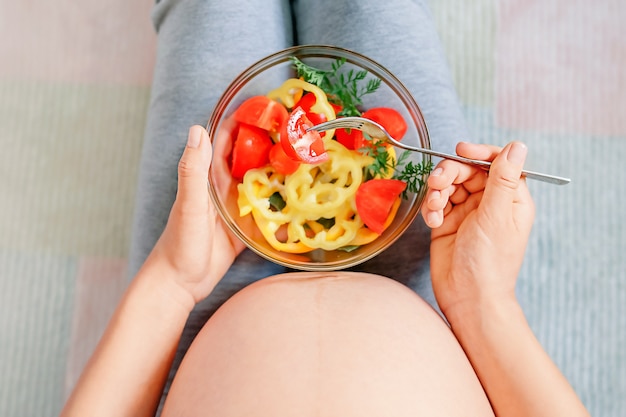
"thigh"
291,0,468,154
129,0,294,279
131,3,294,412
291,0,468,297
162,272,493,416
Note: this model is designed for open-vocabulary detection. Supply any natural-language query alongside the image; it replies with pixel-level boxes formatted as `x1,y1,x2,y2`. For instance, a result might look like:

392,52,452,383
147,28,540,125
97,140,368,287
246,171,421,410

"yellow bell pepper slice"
268,78,335,117
267,78,337,142
251,209,314,254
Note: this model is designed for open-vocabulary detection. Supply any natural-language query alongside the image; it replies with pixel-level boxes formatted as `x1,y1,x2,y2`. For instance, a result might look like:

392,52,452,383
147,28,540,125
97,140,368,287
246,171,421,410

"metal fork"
307,117,570,185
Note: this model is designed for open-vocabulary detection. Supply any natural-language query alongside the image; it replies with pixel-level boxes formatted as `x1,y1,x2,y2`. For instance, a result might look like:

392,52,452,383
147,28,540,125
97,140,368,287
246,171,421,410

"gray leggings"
129,0,469,406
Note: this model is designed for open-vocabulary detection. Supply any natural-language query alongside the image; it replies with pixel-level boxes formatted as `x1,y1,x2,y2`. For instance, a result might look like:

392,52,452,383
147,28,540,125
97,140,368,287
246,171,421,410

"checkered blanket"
0,1,623,415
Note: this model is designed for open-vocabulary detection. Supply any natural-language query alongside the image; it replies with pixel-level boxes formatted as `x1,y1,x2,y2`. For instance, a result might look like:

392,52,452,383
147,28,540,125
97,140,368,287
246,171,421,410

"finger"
449,183,470,205
425,184,454,211
514,177,536,232
175,125,213,212
422,182,458,227
455,141,502,161
424,142,502,229
453,142,501,193
422,189,445,228
431,191,483,237
481,141,527,218
442,191,481,227
422,205,444,228
428,155,488,192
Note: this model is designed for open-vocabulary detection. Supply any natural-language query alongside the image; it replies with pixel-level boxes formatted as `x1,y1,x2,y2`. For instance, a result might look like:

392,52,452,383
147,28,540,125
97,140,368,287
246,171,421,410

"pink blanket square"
495,0,626,137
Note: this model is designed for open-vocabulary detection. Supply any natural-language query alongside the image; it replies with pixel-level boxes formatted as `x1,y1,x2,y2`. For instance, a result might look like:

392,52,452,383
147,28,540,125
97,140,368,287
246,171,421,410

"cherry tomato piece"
280,106,328,164
234,96,288,132
294,93,343,122
355,179,407,234
294,93,342,138
361,107,408,141
335,127,363,150
294,93,326,126
269,142,300,175
330,102,343,114
230,123,274,180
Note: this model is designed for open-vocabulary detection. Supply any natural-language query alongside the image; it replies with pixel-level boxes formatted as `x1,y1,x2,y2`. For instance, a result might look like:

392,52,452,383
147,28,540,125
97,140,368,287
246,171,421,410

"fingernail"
507,142,527,164
431,167,443,176
187,126,202,149
427,211,440,227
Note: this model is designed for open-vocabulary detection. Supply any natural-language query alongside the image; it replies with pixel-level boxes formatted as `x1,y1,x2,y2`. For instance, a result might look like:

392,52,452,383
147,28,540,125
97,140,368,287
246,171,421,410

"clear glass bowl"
207,45,431,271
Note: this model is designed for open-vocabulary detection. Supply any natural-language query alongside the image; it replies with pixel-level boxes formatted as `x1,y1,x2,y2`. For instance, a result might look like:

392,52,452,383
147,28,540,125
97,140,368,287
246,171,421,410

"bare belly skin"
161,272,494,416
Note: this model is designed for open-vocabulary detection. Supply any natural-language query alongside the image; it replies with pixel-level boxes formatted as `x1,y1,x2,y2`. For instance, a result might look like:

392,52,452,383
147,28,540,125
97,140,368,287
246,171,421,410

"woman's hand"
421,141,535,317
146,125,245,305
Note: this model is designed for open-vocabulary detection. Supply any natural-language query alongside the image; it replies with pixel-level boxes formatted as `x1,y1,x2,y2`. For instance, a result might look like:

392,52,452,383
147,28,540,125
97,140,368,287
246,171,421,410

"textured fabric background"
0,1,624,416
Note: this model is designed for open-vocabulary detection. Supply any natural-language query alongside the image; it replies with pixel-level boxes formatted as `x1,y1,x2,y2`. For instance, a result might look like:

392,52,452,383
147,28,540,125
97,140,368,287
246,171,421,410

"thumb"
482,141,527,214
176,125,212,210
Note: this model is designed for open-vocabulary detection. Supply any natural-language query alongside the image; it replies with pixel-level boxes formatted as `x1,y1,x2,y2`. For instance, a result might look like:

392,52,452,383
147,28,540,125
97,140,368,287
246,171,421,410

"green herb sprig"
360,136,396,181
363,145,433,197
269,192,286,211
290,57,381,117
393,152,433,197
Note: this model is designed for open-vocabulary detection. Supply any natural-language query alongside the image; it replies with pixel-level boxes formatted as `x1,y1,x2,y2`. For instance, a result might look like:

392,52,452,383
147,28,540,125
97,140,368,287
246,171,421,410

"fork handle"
403,146,571,185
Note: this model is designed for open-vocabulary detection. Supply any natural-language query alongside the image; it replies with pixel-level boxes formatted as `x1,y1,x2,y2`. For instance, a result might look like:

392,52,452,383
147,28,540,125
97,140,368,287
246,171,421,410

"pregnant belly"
161,271,493,417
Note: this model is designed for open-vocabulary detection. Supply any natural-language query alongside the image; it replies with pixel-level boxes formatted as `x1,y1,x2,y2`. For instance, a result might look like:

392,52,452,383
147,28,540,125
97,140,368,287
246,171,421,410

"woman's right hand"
421,141,535,318
144,126,245,306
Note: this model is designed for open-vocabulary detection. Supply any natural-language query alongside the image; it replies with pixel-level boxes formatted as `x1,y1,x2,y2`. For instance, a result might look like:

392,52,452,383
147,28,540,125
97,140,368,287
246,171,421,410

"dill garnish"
268,192,286,211
360,136,396,181
394,156,434,198
290,57,381,117
362,142,433,197
316,217,335,229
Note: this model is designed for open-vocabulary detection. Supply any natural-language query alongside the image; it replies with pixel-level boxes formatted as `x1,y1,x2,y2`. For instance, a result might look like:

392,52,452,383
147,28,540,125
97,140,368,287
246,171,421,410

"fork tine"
308,116,392,142
308,118,363,132
327,117,382,137
307,120,347,132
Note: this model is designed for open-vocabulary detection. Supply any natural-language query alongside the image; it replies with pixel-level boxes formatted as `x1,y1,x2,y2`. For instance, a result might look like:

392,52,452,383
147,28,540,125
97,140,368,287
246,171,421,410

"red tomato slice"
294,94,342,138
335,126,363,150
294,93,343,123
269,142,300,175
230,123,274,180
234,96,288,132
280,106,328,164
355,179,407,234
361,107,408,141
294,93,326,126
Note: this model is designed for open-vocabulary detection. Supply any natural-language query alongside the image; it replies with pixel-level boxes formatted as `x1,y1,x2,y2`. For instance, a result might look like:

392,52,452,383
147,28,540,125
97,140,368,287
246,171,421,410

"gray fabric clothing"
128,0,469,410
